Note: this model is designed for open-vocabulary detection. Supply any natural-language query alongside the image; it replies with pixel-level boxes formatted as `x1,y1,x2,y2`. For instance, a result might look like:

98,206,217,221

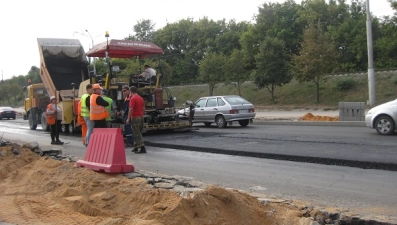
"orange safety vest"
46,104,56,125
90,94,109,120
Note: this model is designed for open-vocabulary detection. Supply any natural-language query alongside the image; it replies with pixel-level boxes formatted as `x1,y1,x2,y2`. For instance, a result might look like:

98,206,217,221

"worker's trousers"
84,117,94,146
131,117,144,148
124,117,134,145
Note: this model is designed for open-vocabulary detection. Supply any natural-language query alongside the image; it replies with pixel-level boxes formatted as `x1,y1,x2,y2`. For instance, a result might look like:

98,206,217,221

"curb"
253,120,366,127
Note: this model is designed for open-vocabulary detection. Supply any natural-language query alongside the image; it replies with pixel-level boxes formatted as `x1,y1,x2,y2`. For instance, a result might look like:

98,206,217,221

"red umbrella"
86,39,163,58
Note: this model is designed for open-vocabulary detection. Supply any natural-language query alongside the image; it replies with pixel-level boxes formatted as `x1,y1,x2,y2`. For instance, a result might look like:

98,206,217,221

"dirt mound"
0,144,314,225
301,113,339,121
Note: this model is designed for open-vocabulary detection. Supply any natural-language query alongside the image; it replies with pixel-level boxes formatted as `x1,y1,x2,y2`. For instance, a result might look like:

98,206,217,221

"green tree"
374,17,397,68
389,0,397,10
326,0,369,71
126,19,156,42
240,0,302,71
198,52,227,96
253,37,291,104
8,83,21,105
224,49,249,96
292,20,340,103
0,83,12,105
27,66,41,84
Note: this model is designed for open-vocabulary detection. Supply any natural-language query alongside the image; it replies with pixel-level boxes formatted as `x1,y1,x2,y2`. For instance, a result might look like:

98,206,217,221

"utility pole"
366,0,375,106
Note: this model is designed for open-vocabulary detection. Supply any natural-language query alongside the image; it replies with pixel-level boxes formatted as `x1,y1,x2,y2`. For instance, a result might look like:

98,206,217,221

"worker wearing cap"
46,96,63,145
122,86,134,147
79,84,93,146
89,83,109,128
101,89,114,128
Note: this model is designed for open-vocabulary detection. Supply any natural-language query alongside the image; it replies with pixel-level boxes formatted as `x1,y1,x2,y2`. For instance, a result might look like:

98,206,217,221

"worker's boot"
55,140,64,145
135,146,147,154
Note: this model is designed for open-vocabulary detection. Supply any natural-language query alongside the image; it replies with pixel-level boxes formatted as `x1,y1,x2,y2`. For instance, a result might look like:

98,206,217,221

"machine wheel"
28,113,37,130
204,122,212,127
68,123,75,134
375,115,395,135
23,114,28,120
215,115,227,128
61,124,75,134
238,120,249,127
41,113,50,132
61,124,69,133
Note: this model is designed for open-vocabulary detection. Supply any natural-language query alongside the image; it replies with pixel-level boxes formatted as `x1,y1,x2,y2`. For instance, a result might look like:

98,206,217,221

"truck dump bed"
37,38,89,99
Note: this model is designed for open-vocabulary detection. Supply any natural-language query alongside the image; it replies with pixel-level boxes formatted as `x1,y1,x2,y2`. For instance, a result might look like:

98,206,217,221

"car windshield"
223,96,250,105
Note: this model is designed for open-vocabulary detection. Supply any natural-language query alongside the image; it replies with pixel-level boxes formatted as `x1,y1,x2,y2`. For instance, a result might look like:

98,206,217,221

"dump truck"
86,38,194,132
24,38,89,133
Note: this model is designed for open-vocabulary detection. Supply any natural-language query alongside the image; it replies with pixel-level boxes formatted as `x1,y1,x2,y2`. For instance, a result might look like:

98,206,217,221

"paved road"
1,117,396,223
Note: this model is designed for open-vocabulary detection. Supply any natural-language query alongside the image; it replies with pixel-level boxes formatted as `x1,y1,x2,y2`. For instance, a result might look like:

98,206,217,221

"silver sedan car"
178,95,256,128
365,99,397,135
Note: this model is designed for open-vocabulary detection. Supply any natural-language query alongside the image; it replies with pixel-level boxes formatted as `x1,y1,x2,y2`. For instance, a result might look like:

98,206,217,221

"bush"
335,77,356,91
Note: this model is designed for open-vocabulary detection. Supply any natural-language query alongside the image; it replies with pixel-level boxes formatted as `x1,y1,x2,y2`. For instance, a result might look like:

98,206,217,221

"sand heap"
0,144,325,225
301,113,339,121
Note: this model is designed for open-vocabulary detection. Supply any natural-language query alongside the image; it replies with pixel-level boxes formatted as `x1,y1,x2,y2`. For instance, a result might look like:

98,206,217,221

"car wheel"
375,115,395,135
204,122,212,127
12,117,16,120
215,115,227,128
238,120,249,127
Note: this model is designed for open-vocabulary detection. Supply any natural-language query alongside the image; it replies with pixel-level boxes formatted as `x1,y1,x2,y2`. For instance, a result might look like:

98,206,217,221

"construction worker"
101,89,114,128
80,84,93,146
126,86,146,153
122,86,134,147
46,96,63,145
89,83,109,128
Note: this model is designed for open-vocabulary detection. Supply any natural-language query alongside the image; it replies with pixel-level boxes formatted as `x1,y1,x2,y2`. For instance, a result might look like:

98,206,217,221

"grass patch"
169,72,397,109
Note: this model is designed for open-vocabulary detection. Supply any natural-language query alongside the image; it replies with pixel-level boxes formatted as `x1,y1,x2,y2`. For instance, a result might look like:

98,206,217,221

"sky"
0,0,394,80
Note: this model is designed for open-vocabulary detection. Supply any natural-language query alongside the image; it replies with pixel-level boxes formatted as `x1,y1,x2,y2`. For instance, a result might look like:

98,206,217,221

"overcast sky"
0,0,394,80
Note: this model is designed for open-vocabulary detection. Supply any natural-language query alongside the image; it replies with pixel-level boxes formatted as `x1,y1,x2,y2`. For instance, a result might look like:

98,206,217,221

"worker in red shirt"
126,86,146,153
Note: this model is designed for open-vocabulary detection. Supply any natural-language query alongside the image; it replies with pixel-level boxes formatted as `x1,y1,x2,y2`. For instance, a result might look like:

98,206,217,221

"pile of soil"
301,113,339,121
0,144,318,225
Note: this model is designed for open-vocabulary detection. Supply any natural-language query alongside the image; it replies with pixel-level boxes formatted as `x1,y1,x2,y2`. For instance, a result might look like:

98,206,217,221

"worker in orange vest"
89,83,109,128
46,96,63,145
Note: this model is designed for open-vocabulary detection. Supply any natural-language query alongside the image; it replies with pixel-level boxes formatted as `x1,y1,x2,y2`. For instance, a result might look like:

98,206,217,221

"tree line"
107,0,397,103
2,0,397,105
0,66,40,106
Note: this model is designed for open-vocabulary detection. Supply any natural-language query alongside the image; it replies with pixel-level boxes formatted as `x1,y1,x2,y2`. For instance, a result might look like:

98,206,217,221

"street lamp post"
366,0,375,106
105,31,111,80
85,30,97,75
73,30,97,75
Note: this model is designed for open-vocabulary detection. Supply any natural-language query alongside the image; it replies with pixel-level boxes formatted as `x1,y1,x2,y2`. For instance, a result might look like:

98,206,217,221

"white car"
178,95,256,128
365,99,397,135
